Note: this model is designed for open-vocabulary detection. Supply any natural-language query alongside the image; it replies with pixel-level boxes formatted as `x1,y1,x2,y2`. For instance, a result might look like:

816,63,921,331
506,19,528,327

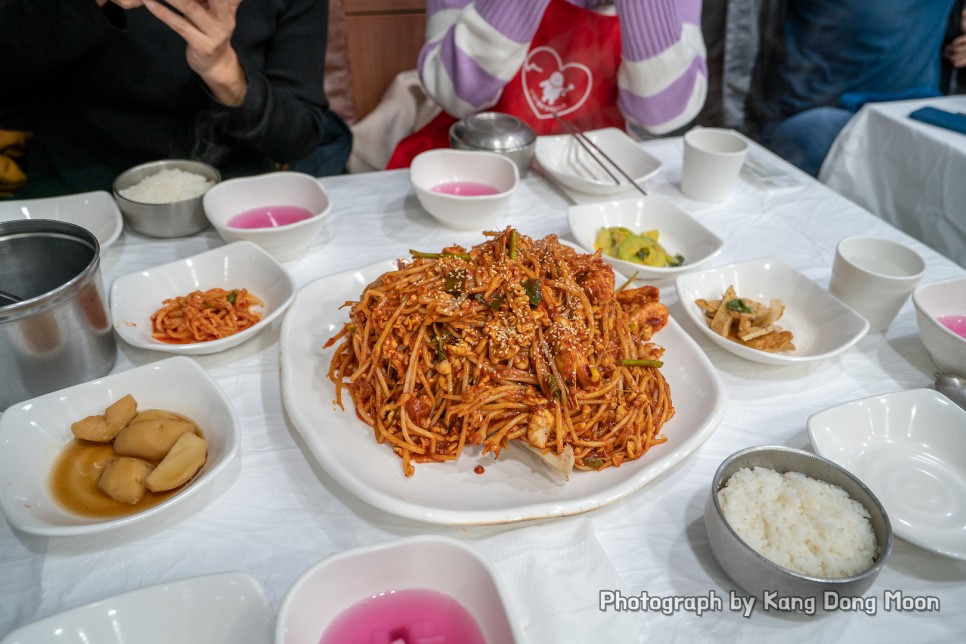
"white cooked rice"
119,168,214,204
718,466,877,578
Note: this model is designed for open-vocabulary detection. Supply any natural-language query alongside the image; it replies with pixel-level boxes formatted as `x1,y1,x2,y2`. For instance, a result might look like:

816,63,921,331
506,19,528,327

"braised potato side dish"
52,395,208,517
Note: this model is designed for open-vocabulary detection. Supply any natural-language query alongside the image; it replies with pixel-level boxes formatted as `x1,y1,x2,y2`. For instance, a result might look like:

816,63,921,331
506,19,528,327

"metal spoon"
935,373,966,412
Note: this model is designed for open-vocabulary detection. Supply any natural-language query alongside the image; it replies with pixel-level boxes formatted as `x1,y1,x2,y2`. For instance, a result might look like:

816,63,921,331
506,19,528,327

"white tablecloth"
820,95,966,268
2,137,965,642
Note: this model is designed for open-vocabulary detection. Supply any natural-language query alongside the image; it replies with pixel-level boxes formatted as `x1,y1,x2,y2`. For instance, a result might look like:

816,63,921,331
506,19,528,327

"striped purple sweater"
419,0,708,134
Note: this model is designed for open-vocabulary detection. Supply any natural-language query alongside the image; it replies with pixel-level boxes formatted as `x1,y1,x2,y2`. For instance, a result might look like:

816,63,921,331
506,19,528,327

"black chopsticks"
552,113,648,196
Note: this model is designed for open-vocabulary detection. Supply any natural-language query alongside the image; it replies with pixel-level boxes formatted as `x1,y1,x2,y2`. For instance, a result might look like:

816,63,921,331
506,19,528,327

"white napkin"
741,148,803,192
472,518,638,644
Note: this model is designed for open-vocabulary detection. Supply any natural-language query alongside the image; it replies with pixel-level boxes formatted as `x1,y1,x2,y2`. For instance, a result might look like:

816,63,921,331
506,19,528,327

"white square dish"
568,196,724,281
0,356,239,537
0,190,123,250
536,127,661,195
807,388,966,560
1,572,271,644
675,257,869,365
110,241,296,355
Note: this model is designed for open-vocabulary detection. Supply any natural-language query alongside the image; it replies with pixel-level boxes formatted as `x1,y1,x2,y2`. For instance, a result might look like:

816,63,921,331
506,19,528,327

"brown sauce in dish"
49,442,184,518
49,412,204,519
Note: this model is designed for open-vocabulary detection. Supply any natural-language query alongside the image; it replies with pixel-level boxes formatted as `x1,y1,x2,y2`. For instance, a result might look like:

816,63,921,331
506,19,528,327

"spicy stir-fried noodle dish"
325,228,674,478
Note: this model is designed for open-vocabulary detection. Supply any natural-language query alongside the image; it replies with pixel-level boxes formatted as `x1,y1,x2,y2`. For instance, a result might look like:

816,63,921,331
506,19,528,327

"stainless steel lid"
450,112,536,151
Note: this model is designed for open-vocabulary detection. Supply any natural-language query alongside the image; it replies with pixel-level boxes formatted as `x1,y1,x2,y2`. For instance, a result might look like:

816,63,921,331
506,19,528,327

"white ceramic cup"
828,236,926,333
680,128,749,202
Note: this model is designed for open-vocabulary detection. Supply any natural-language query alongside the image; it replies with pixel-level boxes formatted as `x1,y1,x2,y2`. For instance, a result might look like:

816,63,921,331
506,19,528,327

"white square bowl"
0,356,239,536
110,241,296,355
536,127,661,195
276,535,522,643
807,388,966,560
568,195,724,281
675,257,869,365
1,572,271,644
0,190,123,250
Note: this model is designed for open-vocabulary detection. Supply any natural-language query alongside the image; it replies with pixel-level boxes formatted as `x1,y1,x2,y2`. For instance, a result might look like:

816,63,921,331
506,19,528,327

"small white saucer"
808,388,966,560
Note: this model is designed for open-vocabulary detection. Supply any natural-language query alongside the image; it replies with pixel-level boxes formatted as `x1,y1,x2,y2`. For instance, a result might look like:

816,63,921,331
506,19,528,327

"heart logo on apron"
522,46,593,120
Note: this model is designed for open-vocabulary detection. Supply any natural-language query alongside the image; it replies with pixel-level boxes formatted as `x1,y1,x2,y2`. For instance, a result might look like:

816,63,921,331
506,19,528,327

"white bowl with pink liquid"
913,275,966,375
203,171,332,261
275,535,522,644
410,149,519,230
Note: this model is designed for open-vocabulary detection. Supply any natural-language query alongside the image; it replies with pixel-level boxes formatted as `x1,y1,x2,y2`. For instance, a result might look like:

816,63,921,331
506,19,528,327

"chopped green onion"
726,298,753,314
621,358,664,368
431,322,448,363
616,271,639,293
508,230,519,260
444,270,466,296
226,291,237,305
522,278,542,306
547,375,562,401
409,250,471,261
474,293,504,309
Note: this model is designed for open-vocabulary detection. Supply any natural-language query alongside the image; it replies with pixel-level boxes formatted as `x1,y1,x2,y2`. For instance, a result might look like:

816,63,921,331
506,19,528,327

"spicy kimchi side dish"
324,229,675,477
151,288,263,344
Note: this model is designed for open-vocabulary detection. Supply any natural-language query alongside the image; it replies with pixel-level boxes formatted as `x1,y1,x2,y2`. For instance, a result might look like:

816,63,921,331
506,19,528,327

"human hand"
142,0,247,106
945,9,966,69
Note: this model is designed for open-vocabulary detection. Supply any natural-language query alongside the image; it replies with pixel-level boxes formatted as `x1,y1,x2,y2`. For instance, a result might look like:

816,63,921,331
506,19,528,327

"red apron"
387,0,624,169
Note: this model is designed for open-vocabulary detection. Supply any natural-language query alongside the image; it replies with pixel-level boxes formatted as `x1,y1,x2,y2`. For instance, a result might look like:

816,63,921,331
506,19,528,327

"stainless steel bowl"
113,159,221,238
450,112,536,176
705,446,892,609
0,219,117,410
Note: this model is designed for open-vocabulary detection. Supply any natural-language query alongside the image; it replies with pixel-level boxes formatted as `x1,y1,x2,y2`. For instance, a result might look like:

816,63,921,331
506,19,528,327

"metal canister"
449,112,537,176
0,219,117,410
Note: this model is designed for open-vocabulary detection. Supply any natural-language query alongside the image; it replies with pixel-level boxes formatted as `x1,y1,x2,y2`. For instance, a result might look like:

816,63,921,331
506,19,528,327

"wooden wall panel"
345,0,425,11
345,1,427,120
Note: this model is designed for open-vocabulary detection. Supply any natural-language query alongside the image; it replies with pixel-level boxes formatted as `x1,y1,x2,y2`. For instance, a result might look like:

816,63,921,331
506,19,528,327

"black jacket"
0,0,345,197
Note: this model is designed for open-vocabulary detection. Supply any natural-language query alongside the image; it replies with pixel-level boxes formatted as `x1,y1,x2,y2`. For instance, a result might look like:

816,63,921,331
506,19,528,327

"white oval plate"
110,241,296,355
536,128,661,196
807,388,966,560
675,257,869,365
279,259,727,525
568,196,724,282
0,356,239,537
1,572,271,644
0,190,123,250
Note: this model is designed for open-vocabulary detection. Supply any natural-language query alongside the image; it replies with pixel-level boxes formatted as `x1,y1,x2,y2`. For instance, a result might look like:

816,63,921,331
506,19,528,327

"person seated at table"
746,0,956,178
0,0,351,199
943,0,966,93
385,0,708,169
